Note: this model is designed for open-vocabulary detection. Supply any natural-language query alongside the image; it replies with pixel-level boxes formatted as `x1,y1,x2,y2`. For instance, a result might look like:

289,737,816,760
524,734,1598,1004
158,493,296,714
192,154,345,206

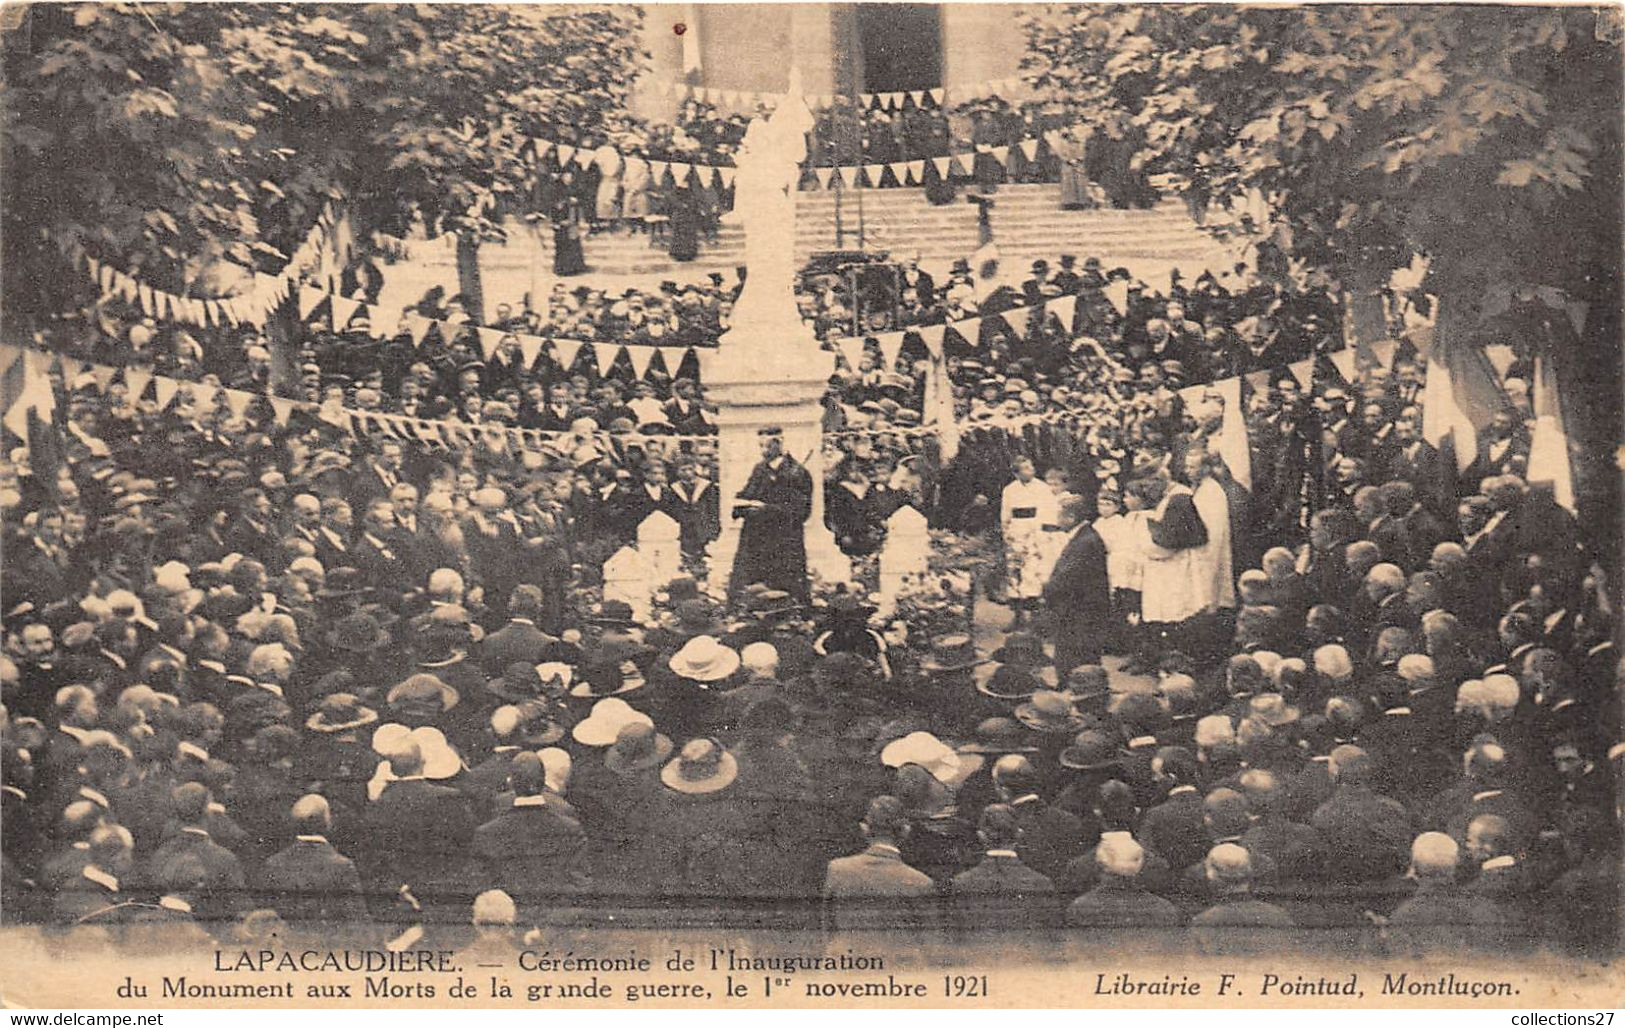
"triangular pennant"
835,335,867,373
574,149,593,168
951,154,973,175
884,92,903,109
124,365,153,402
593,342,621,377
517,334,545,369
405,313,433,347
297,286,326,321
932,156,953,179
909,90,925,107
330,294,361,331
223,389,255,420
54,354,83,385
990,145,1011,167
1371,338,1398,368
719,168,736,189
929,87,945,104
862,164,885,186
189,381,219,413
476,327,505,361
551,337,584,370
1287,357,1314,389
906,160,925,184
627,344,657,380
1048,295,1077,329
533,139,554,161
116,272,139,303
814,167,835,189
554,143,576,166
1244,368,1273,394
1000,309,1027,336
153,376,180,411
875,330,907,369
90,363,118,392
946,316,981,347
651,161,671,184
267,396,295,427
915,323,948,357
888,161,908,185
1020,139,1040,161
138,282,156,316
1329,348,1357,382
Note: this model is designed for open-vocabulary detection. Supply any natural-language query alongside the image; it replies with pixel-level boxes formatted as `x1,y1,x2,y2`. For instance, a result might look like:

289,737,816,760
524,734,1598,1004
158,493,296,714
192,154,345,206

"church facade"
636,3,1030,108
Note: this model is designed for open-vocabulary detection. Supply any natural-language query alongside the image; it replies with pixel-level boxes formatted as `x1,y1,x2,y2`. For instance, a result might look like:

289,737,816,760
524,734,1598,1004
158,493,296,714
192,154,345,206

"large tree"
1024,4,1622,503
1023,5,1621,331
1,3,645,331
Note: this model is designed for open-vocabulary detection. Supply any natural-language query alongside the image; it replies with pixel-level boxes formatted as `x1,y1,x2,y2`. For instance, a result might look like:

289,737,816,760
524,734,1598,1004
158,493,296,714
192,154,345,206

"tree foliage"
1023,5,1623,312
1,3,645,324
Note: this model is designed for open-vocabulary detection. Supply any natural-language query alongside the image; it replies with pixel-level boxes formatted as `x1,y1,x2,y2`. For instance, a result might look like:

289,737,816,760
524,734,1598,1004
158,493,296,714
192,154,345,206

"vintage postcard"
0,1,1619,1010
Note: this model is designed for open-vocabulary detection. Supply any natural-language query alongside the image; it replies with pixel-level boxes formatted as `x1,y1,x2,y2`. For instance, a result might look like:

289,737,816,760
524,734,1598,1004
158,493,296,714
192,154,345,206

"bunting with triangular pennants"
286,278,720,381
0,344,730,456
655,72,1026,111
60,202,350,333
826,288,1085,357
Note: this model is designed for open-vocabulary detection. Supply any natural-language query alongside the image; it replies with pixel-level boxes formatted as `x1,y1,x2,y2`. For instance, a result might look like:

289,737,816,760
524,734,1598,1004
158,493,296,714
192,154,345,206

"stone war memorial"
0,1,1620,1014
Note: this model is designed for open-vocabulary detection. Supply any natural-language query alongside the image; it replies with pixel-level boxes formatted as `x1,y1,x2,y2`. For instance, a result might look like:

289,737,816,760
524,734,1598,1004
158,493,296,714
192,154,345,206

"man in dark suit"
1189,843,1294,953
143,783,246,923
1138,747,1209,873
350,441,408,511
1066,834,1183,929
1309,745,1413,884
473,752,589,905
480,586,559,672
991,755,1084,883
1043,494,1111,676
365,737,476,900
351,498,409,592
260,794,370,924
822,796,936,925
948,804,1057,927
1386,831,1510,953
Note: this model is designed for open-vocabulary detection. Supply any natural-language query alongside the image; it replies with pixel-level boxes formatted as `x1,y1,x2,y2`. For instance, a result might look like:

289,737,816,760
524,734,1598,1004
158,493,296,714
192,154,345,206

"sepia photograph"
0,0,1620,1011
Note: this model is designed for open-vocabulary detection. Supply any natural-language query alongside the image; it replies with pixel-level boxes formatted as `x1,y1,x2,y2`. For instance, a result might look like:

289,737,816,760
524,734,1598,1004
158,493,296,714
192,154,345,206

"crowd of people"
3,206,1618,955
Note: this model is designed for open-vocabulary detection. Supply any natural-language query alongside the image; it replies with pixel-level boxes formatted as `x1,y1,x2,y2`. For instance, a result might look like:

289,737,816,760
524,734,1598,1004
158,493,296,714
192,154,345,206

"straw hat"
571,697,652,747
879,731,983,788
667,636,740,683
660,738,739,795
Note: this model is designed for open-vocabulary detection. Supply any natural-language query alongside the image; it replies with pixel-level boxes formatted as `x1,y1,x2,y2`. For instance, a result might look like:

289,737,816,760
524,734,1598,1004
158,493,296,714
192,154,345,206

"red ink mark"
673,23,687,35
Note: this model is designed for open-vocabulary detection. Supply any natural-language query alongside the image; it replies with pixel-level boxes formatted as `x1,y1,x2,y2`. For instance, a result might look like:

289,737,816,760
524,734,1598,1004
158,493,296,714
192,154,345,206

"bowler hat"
957,716,1040,755
1014,690,1086,733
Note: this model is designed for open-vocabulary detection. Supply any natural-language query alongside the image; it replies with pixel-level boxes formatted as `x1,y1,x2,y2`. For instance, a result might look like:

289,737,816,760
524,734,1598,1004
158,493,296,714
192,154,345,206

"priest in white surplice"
1138,471,1210,649
1001,456,1058,626
1187,446,1238,615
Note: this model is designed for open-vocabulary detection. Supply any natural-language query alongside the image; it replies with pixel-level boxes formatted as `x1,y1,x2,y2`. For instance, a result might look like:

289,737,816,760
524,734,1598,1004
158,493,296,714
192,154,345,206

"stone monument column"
702,72,851,596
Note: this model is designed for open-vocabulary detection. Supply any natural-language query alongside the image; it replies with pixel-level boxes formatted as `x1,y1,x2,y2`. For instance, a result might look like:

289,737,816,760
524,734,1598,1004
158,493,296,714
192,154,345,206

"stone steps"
389,184,1233,303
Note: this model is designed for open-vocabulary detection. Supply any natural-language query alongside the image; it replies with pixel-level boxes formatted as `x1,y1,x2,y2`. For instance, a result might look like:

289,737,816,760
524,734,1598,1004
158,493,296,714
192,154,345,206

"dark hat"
1059,728,1122,771
588,600,639,627
660,737,738,795
919,634,984,675
977,665,1043,702
570,659,643,699
386,673,459,714
825,593,877,620
323,611,391,653
1064,664,1111,702
604,720,673,775
487,661,555,703
306,693,378,734
675,598,725,635
991,632,1046,666
957,716,1040,755
513,699,565,746
1014,690,1086,734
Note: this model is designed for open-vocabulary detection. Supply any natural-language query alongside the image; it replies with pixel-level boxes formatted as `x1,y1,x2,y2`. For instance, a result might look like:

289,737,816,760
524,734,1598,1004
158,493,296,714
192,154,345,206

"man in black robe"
1043,494,1111,677
729,426,812,602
